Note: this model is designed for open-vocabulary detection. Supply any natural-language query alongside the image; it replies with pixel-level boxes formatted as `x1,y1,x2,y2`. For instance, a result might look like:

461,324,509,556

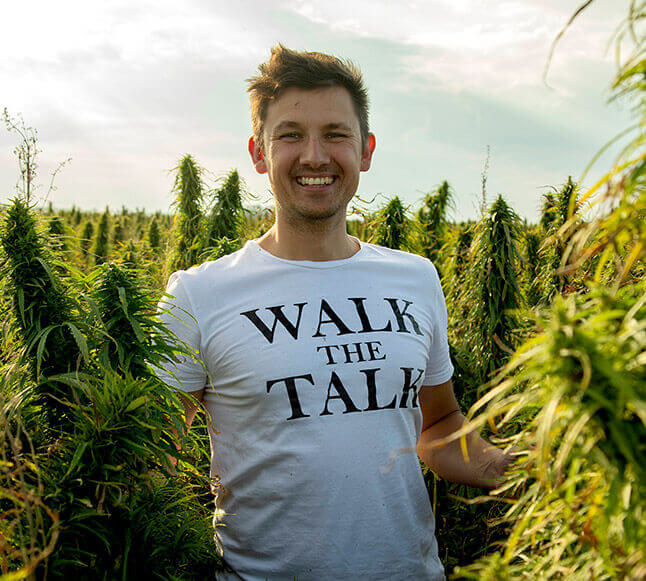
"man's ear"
248,136,267,174
360,133,376,172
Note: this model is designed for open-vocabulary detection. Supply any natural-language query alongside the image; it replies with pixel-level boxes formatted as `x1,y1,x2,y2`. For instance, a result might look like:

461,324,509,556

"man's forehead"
264,87,360,131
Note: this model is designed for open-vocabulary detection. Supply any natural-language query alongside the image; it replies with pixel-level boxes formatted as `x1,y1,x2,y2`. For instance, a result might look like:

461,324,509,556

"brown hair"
247,45,370,150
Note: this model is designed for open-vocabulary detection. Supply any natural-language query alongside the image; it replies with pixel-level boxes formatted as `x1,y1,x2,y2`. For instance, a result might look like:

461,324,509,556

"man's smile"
294,175,337,187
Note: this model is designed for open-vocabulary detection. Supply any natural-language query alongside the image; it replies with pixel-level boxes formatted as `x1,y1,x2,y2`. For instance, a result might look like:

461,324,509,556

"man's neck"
257,220,360,261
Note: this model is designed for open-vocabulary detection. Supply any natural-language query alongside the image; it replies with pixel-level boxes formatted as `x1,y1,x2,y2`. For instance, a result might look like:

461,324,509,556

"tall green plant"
539,177,582,302
148,216,161,251
4,258,222,578
79,220,94,262
37,369,221,580
91,262,175,378
524,228,543,307
467,195,523,384
417,180,454,266
204,169,246,249
92,208,110,266
71,205,81,226
457,3,646,577
444,222,475,350
429,209,519,572
456,284,645,580
168,154,205,272
444,222,473,293
373,196,409,250
0,198,85,432
540,190,557,233
0,377,59,576
48,216,68,254
112,218,124,247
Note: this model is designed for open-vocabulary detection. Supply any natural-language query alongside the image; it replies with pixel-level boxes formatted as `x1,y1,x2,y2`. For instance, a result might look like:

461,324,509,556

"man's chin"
289,206,345,223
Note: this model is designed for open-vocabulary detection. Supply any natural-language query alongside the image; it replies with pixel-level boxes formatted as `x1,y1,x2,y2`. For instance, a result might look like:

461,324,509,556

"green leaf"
63,441,89,480
64,321,90,362
118,285,129,315
125,395,147,413
34,325,56,373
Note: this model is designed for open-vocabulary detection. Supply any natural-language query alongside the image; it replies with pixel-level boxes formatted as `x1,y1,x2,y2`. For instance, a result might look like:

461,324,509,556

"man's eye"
328,133,347,139
280,132,299,139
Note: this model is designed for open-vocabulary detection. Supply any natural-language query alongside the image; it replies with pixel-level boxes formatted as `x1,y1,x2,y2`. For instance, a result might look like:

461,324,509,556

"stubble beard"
281,204,347,233
276,194,352,234
273,176,354,231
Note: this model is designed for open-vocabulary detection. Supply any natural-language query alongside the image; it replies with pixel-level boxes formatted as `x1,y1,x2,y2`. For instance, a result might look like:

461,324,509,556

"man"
156,45,513,580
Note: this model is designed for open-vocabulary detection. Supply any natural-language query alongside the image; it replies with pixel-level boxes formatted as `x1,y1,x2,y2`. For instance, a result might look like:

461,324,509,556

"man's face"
249,86,375,225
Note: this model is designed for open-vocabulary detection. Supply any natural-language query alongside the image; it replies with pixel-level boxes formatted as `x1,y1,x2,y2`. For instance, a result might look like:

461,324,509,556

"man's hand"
416,380,516,490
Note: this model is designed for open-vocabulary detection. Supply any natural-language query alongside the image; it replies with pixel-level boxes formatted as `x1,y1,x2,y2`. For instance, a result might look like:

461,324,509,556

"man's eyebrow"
323,122,353,132
271,121,302,134
270,121,355,134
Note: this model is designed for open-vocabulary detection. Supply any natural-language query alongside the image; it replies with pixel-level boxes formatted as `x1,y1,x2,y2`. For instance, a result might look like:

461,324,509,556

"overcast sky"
0,0,634,222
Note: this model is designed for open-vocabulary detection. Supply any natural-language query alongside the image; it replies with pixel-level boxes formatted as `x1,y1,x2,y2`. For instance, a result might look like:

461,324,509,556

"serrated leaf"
64,321,89,362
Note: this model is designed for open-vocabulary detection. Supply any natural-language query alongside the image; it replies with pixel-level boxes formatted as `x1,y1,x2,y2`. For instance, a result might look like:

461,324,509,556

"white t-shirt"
155,238,454,580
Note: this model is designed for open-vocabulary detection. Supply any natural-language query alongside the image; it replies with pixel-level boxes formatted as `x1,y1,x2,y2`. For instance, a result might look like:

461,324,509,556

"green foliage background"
1,2,644,579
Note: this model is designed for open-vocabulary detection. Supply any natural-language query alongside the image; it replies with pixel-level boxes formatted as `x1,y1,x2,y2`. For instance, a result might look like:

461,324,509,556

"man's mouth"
295,176,336,186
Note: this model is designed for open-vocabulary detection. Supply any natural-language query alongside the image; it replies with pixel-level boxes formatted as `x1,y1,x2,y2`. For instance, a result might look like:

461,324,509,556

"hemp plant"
91,262,176,378
444,221,474,326
47,215,68,254
204,168,247,250
523,228,543,308
79,220,94,262
92,207,110,266
168,154,205,272
112,218,125,247
456,284,645,580
455,3,646,578
466,195,523,385
200,236,242,262
417,180,454,268
0,198,86,433
30,259,221,578
0,375,60,576
148,216,161,251
373,196,409,250
539,177,582,302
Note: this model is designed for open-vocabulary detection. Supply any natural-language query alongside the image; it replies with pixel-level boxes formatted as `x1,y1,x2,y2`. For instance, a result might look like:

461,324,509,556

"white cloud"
0,0,635,220
1,1,267,64
288,0,629,96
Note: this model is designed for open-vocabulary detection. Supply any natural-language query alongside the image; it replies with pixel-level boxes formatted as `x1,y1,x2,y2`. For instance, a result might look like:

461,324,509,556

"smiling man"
249,85,372,231
156,45,514,580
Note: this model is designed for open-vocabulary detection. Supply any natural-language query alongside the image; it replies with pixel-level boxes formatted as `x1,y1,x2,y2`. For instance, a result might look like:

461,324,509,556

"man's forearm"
167,390,203,468
416,410,510,489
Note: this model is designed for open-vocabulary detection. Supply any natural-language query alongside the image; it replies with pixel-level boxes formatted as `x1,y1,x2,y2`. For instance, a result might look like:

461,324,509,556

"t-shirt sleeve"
151,271,208,392
422,263,454,386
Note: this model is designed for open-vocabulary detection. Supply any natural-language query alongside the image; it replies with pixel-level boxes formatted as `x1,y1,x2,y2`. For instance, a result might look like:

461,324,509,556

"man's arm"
177,388,205,429
416,380,513,490
169,388,205,468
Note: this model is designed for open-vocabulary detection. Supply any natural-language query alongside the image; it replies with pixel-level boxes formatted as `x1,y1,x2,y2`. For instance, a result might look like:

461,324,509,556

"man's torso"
158,239,452,580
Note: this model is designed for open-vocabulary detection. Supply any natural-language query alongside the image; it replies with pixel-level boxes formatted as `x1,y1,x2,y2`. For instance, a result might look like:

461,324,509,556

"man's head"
247,45,370,152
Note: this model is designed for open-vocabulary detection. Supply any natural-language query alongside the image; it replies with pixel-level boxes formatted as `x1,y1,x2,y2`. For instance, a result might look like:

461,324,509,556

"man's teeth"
297,176,334,186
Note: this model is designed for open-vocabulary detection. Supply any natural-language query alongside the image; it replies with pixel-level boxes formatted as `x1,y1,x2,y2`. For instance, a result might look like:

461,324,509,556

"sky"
0,0,636,222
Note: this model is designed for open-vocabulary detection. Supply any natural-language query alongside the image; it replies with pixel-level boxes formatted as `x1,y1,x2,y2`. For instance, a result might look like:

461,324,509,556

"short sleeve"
422,264,454,386
151,271,208,392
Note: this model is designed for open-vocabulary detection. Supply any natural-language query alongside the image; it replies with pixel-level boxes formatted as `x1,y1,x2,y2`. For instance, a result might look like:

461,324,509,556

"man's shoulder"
360,241,438,273
167,243,254,287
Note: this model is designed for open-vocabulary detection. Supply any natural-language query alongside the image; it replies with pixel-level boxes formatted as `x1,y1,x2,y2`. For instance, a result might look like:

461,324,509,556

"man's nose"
299,137,330,167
